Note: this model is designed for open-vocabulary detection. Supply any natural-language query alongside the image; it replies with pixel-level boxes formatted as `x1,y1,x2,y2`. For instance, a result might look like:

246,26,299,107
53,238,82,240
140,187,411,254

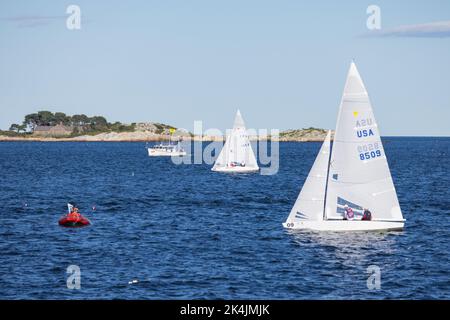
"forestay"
285,131,331,223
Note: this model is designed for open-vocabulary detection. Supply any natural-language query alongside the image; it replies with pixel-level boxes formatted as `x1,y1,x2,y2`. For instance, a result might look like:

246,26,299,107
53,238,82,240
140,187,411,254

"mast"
322,130,332,221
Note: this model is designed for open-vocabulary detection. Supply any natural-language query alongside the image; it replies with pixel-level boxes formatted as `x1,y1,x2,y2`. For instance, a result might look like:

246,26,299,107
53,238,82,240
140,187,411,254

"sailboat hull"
211,166,259,173
282,220,404,232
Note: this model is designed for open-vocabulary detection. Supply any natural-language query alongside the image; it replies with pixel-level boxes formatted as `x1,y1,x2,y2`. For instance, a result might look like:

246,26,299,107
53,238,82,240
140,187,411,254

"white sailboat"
283,62,405,231
212,110,259,173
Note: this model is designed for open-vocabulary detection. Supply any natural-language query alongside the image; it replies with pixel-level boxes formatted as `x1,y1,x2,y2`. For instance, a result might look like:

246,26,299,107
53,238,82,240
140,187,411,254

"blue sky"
1,0,449,135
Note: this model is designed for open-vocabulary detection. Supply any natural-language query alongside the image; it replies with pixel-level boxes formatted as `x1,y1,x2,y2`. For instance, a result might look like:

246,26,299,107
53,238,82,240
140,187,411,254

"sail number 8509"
359,149,381,160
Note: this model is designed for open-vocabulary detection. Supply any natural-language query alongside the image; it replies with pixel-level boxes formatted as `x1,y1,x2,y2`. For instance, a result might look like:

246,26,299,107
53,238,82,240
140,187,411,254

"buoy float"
58,214,91,228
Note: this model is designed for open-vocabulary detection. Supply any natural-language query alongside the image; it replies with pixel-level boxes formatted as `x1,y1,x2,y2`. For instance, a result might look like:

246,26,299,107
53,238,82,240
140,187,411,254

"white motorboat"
147,141,187,157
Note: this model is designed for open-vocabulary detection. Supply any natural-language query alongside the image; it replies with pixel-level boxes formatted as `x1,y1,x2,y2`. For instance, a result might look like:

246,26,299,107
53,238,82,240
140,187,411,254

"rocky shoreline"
0,128,332,142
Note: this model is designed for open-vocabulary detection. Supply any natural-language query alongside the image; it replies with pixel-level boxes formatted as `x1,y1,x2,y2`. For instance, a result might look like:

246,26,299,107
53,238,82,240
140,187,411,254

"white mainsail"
285,131,331,224
324,62,403,221
212,110,259,172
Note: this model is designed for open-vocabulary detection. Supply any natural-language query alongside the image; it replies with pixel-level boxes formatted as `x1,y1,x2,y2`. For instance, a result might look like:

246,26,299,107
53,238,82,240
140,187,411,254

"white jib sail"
212,110,259,170
325,62,403,221
285,130,331,224
213,133,230,167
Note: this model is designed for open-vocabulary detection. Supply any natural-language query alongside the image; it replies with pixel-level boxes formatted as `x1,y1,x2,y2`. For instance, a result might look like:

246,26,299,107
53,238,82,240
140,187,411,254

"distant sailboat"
283,62,405,231
212,110,259,173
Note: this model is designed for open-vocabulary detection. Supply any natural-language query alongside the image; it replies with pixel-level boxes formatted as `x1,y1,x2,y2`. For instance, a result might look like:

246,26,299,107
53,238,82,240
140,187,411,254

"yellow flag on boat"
169,128,176,134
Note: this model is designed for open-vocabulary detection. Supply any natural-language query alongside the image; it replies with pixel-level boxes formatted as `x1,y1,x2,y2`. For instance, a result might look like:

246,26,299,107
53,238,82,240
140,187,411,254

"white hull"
147,149,187,157
211,166,259,173
282,220,405,232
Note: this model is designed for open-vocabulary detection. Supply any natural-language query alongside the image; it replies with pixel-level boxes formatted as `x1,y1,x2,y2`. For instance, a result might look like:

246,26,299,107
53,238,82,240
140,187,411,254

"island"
0,111,332,142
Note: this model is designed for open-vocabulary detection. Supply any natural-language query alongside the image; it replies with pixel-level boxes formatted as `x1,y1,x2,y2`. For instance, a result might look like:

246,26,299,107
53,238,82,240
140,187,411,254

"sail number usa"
356,118,376,138
357,142,382,161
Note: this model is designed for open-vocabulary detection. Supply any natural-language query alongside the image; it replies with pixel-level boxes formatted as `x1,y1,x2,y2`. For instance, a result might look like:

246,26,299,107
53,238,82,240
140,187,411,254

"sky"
1,0,449,136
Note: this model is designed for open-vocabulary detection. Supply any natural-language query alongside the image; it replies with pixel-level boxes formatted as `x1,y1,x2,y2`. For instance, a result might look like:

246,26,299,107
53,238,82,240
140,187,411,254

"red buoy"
58,213,91,228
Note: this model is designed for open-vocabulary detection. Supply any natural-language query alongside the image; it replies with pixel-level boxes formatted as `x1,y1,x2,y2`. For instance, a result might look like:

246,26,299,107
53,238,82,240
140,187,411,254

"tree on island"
10,110,135,136
3,110,188,138
54,112,71,125
9,123,27,133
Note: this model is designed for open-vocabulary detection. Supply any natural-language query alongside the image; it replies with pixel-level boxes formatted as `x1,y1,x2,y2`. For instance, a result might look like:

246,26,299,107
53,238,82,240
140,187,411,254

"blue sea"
0,138,448,299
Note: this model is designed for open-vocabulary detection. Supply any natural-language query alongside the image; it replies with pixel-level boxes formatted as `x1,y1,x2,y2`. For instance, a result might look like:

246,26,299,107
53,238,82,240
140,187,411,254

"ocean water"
0,138,448,299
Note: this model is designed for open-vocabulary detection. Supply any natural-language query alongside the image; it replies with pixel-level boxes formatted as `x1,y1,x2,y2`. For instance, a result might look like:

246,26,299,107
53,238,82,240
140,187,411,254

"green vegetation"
279,127,327,138
152,123,176,134
3,110,136,137
0,129,31,137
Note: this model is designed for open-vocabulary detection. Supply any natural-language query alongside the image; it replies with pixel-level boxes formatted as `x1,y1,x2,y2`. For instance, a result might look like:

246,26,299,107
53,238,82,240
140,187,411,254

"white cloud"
2,14,91,28
1,15,65,28
363,20,450,38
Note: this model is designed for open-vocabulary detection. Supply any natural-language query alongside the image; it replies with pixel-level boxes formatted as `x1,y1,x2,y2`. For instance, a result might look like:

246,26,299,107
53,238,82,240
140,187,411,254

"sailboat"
211,110,259,173
283,62,405,231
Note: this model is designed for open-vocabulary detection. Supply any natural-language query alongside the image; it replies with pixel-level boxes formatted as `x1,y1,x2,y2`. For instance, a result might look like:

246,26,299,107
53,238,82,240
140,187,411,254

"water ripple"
0,139,448,299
